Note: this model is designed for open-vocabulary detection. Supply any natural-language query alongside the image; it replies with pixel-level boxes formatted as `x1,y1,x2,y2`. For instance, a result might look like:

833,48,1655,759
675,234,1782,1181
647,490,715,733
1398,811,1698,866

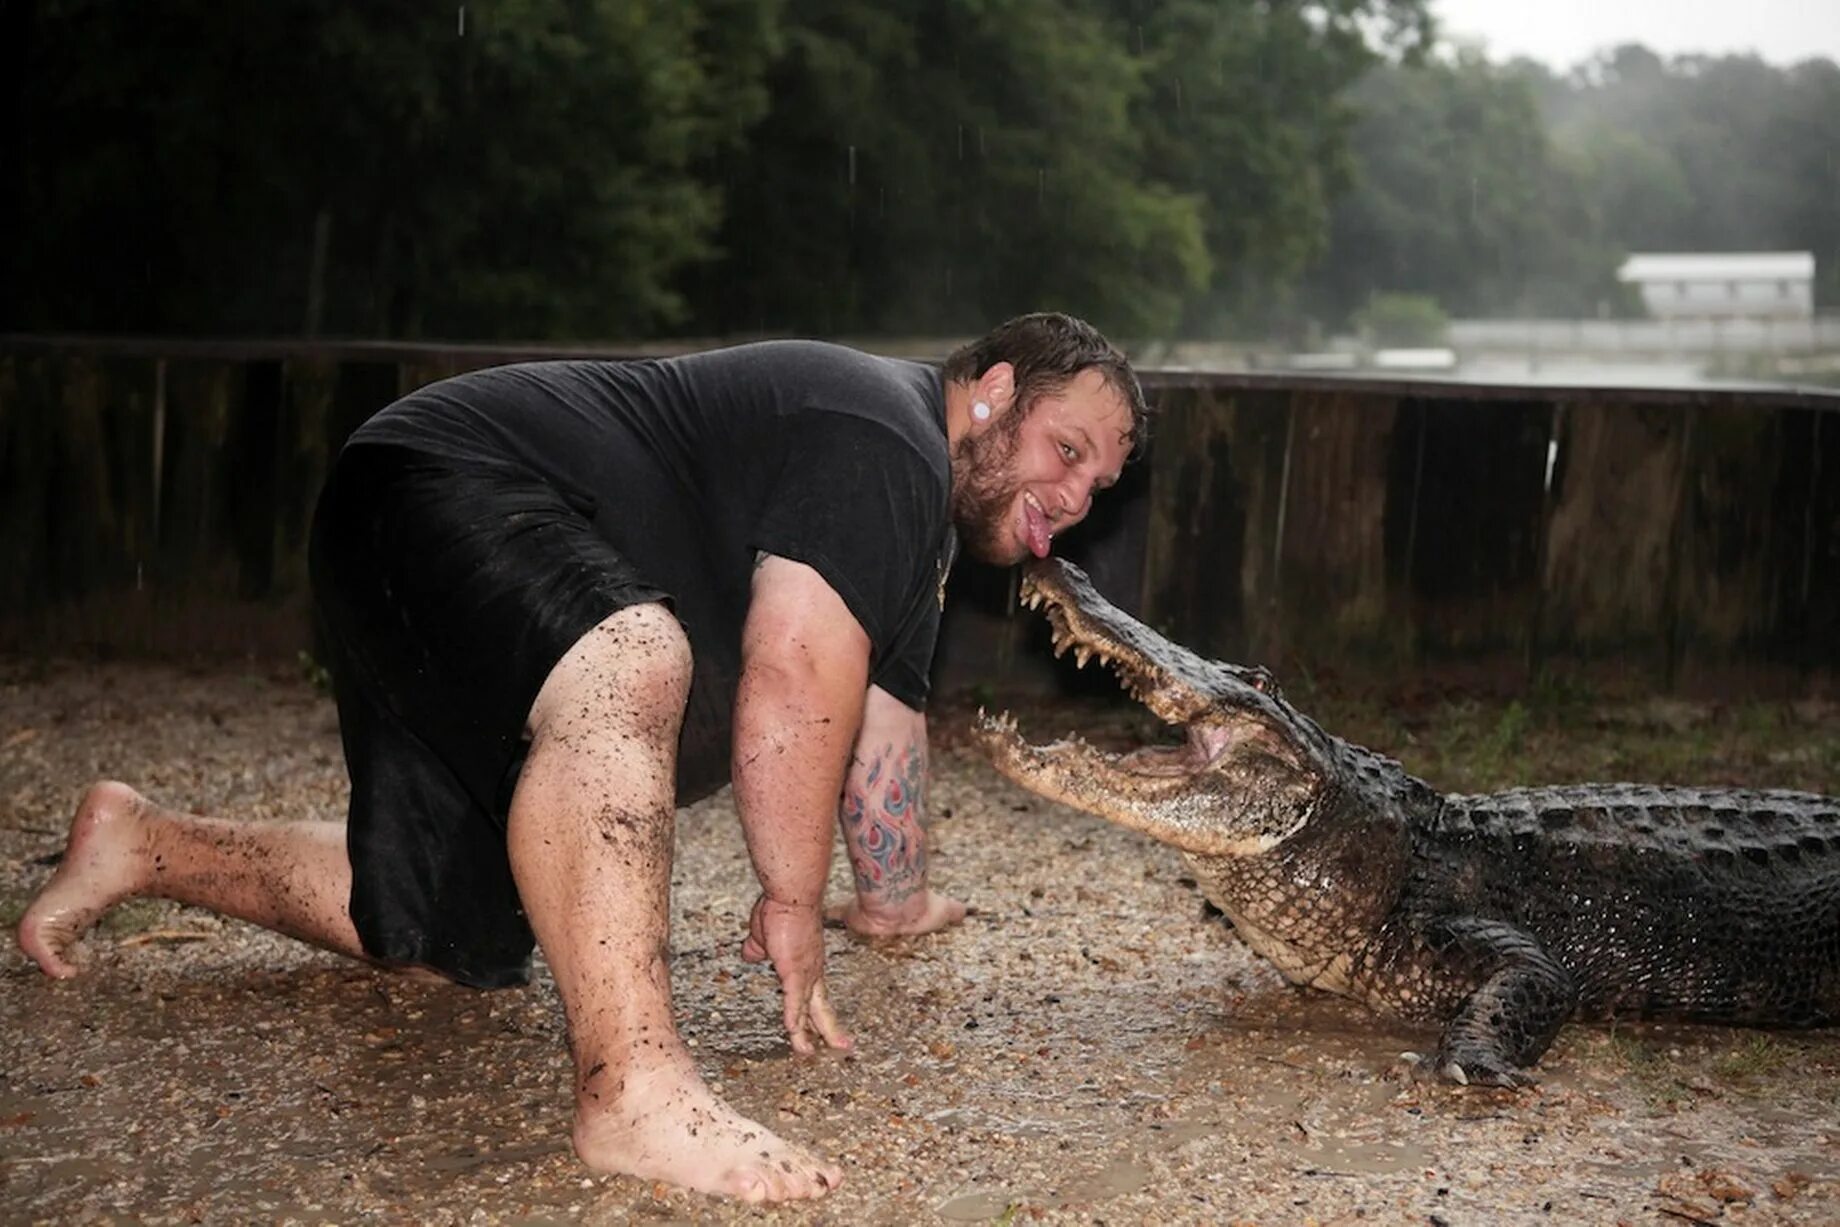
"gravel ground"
3,658,1838,1226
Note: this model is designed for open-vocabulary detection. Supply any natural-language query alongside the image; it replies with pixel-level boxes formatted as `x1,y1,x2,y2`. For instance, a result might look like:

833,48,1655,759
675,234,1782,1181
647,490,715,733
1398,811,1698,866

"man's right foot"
572,1061,843,1203
17,781,153,978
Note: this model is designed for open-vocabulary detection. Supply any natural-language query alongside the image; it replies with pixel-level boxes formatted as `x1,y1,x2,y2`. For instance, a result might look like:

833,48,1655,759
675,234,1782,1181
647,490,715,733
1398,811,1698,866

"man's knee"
528,602,692,738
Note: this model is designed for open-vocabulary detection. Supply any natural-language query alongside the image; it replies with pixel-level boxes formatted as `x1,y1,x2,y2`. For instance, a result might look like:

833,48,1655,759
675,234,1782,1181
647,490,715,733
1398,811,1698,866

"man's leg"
17,781,363,978
510,602,842,1204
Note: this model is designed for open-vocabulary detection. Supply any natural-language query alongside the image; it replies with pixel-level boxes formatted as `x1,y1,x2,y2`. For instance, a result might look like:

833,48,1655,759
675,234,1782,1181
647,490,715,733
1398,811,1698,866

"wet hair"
942,312,1151,458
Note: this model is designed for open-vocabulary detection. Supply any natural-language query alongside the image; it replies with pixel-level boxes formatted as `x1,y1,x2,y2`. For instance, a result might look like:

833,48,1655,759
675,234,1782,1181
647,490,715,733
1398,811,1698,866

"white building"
1617,252,1815,321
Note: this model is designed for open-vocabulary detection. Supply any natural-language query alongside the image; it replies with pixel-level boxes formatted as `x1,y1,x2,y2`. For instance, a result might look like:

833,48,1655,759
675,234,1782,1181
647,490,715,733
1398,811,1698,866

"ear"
977,362,1017,415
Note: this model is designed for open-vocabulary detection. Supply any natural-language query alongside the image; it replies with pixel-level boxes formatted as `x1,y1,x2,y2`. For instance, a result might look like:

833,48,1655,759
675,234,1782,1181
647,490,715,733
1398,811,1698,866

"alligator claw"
1405,1052,1538,1089
1419,1049,1537,1089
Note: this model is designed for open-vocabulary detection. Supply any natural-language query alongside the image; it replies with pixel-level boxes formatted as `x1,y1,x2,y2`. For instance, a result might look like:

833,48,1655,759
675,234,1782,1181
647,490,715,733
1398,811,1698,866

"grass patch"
1712,1036,1794,1081
1312,692,1840,797
1605,1032,1695,1110
297,650,334,696
1475,700,1531,781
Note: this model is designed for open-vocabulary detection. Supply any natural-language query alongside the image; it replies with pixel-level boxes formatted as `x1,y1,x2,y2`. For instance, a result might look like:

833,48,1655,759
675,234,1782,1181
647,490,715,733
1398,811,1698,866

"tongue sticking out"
1023,499,1053,558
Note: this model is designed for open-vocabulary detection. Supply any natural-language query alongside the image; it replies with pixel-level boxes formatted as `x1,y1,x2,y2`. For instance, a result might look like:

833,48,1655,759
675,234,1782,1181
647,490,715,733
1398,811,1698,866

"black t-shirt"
350,340,954,732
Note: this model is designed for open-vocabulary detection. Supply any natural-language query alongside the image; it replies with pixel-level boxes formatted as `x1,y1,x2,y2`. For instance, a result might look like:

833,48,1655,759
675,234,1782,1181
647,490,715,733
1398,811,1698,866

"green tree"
1353,291,1447,346
684,0,1211,340
1110,0,1432,335
1303,49,1607,322
11,0,1476,340
1545,46,1840,309
688,0,1434,341
1777,59,1840,308
11,0,777,337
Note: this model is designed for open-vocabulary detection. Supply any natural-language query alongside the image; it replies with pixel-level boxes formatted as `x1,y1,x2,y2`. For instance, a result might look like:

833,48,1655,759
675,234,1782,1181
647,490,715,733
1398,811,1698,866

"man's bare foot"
573,1061,843,1203
17,781,152,978
827,887,968,939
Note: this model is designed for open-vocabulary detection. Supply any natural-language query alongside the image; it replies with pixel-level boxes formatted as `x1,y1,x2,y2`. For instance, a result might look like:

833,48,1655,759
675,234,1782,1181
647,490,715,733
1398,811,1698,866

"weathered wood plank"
1143,386,1286,662
1769,406,1840,674
1271,390,1397,659
1672,405,1780,669
1390,397,1552,659
272,357,339,599
329,361,403,449
1538,402,1689,674
157,359,239,598
0,355,55,618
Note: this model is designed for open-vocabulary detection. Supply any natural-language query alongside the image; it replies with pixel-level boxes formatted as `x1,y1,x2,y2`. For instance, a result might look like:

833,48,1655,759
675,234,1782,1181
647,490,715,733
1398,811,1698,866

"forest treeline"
3,1,1835,342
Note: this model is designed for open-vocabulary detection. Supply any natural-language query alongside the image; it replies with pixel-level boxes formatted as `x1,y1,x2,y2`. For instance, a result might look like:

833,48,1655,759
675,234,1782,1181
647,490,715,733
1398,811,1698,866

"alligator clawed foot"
1410,1050,1538,1090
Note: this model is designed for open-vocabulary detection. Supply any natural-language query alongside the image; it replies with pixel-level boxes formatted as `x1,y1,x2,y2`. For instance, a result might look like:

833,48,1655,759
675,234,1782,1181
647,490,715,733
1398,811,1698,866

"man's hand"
742,894,854,1055
826,888,967,939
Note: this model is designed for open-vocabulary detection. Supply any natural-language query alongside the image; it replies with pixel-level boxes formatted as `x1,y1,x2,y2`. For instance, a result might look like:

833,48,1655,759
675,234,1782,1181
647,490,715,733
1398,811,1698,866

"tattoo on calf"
841,740,928,903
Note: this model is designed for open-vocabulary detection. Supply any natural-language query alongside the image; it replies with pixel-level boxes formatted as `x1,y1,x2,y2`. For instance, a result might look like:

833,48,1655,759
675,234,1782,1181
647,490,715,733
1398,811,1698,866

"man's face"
951,367,1133,566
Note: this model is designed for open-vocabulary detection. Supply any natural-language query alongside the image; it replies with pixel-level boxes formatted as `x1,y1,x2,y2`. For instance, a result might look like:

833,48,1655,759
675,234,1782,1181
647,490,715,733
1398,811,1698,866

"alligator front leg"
1421,917,1578,1087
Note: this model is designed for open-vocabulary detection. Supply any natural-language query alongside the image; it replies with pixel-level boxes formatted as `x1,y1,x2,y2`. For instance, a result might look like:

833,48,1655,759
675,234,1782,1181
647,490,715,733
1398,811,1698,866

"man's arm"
833,686,967,936
732,553,870,1055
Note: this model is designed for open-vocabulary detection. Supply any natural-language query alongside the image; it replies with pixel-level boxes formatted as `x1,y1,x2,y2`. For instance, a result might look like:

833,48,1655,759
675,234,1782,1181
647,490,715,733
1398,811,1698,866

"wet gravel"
3,658,1838,1225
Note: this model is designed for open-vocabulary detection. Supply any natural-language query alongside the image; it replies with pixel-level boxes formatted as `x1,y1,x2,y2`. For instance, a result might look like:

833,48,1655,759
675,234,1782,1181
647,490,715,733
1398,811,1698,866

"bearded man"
17,313,1145,1203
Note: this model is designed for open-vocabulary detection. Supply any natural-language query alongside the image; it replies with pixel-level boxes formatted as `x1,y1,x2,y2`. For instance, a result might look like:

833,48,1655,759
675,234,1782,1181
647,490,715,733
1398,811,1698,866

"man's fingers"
807,979,853,1051
745,894,847,1055
779,980,850,1056
782,991,816,1055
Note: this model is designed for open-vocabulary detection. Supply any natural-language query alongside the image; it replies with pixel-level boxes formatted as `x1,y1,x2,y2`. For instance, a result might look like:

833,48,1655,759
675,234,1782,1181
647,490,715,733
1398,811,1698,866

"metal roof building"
1617,251,1815,320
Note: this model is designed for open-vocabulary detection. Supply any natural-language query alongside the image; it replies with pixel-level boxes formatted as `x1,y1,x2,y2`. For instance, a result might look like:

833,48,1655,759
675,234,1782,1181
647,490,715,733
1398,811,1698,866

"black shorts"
308,443,670,988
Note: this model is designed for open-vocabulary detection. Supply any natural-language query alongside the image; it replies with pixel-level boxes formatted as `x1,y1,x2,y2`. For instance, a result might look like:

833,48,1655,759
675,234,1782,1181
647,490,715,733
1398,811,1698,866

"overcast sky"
1434,0,1840,69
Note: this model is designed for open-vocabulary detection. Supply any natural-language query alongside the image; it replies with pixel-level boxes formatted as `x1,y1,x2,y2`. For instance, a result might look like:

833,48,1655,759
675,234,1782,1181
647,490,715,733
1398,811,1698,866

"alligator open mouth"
972,558,1290,782
976,569,1233,775
971,558,1320,856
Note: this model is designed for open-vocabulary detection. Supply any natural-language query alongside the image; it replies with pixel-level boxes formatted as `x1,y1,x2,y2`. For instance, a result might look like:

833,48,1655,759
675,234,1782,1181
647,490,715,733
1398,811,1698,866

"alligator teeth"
1075,646,1092,669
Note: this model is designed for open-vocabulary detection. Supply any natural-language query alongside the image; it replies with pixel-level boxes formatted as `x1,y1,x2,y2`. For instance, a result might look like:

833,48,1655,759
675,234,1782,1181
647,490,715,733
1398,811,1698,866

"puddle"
935,1188,1016,1221
1296,1137,1428,1175
934,1156,1152,1219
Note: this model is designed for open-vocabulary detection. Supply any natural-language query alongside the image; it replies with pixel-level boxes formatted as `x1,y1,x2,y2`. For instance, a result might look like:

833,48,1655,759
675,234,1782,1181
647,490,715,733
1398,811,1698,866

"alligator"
975,557,1840,1086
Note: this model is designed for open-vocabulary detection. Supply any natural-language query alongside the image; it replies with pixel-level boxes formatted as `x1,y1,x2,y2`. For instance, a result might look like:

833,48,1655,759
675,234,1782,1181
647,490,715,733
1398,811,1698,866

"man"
17,313,1146,1204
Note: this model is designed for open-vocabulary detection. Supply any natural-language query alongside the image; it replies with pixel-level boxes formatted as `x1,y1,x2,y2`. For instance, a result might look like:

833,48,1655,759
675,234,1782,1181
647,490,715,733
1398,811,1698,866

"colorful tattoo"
840,738,928,904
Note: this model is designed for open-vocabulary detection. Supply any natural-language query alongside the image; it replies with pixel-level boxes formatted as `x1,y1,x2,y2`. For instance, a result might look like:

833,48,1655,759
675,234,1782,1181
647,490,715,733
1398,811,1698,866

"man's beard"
950,409,1027,565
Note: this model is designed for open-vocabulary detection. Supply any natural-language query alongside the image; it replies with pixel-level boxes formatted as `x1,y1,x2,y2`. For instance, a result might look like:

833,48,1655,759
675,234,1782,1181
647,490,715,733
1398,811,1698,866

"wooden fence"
3,337,1837,695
